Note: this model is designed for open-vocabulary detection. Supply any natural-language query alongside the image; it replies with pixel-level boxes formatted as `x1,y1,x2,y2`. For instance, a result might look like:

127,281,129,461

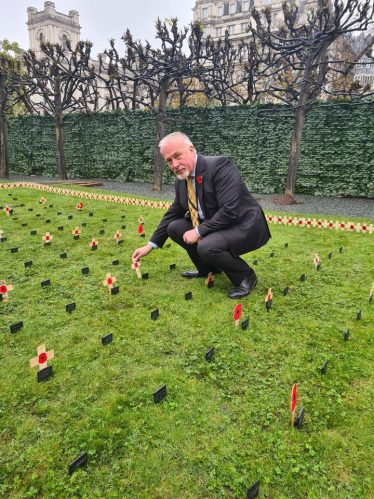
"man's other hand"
183,229,200,245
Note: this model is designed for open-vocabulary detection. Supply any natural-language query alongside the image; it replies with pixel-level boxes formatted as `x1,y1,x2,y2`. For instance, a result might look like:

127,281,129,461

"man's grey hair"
159,132,194,152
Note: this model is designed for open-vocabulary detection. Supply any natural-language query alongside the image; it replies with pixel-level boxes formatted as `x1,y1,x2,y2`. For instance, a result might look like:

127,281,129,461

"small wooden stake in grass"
291,383,297,427
72,227,81,238
233,304,242,327
4,205,11,216
30,344,54,371
131,261,142,279
0,280,13,301
76,202,83,211
314,253,320,270
138,216,144,224
90,238,98,250
39,197,46,204
103,273,117,293
205,272,215,288
114,230,122,243
42,232,53,244
369,282,374,303
265,288,273,311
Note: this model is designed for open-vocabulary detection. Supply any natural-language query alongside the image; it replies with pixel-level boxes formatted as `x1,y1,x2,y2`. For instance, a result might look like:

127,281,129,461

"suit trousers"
166,218,253,286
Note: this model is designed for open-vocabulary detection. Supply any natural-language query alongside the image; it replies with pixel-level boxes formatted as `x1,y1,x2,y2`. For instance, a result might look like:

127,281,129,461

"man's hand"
183,229,200,245
132,244,154,263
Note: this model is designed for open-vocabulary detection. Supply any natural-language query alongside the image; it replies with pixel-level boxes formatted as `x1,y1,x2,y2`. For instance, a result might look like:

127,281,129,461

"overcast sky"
0,0,196,55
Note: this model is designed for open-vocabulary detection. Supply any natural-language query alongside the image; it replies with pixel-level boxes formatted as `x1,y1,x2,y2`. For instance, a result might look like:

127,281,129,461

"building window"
39,32,45,43
202,27,207,38
241,46,248,58
241,23,248,33
243,0,249,11
62,34,68,50
202,8,208,19
230,3,236,14
217,5,223,16
216,27,223,37
229,25,235,35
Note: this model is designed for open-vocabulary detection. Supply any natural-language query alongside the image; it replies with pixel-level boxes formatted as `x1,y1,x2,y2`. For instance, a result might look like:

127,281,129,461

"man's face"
161,139,196,180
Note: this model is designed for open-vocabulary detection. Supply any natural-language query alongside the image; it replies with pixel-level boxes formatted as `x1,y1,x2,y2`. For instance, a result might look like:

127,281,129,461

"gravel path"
7,174,374,220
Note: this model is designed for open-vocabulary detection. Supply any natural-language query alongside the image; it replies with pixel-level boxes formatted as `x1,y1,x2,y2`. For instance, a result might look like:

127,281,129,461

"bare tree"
104,19,209,191
0,40,32,178
188,23,269,106
20,40,98,180
250,0,374,203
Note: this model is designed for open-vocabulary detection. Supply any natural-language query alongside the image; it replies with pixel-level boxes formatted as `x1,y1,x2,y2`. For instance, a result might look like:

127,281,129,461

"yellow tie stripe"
187,177,201,242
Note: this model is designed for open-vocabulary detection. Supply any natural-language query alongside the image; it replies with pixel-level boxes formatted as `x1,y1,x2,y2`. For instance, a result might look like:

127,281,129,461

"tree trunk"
55,77,68,180
284,105,307,199
283,58,312,201
0,75,9,178
55,117,67,180
152,79,168,191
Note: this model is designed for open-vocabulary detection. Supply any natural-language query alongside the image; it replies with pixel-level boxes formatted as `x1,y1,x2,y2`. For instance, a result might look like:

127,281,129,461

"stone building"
27,2,111,111
27,2,81,59
192,0,317,47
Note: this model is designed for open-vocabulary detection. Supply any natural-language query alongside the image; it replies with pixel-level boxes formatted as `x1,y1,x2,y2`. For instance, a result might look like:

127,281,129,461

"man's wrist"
148,241,158,249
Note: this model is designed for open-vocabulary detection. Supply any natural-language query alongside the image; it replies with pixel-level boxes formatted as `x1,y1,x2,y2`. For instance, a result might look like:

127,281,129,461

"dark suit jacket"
149,154,271,257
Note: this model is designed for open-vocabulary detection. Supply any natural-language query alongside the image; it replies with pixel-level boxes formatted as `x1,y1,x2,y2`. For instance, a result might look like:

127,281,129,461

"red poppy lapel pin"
196,175,203,184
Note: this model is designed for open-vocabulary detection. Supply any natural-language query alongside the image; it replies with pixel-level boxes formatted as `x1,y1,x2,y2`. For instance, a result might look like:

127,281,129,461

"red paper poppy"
107,278,113,285
340,223,345,228
0,285,7,294
307,221,311,226
362,226,367,231
291,384,297,412
46,235,50,241
288,219,293,224
233,304,242,321
138,226,143,234
350,225,354,230
134,263,139,268
298,220,303,225
317,221,322,226
329,223,333,228
75,230,79,235
5,207,9,212
269,217,273,222
197,176,202,184
38,352,47,364
278,218,282,222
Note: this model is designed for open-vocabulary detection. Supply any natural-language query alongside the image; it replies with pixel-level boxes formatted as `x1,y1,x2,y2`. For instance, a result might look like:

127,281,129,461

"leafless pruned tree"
250,0,374,203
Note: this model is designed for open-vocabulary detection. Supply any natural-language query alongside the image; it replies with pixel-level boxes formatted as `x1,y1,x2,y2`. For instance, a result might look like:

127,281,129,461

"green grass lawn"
0,186,373,499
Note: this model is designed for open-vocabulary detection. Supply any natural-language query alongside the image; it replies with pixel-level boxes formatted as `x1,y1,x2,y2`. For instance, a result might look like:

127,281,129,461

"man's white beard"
174,166,189,180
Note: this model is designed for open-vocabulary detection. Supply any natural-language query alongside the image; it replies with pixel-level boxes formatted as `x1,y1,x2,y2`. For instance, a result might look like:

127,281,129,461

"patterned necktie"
187,176,200,230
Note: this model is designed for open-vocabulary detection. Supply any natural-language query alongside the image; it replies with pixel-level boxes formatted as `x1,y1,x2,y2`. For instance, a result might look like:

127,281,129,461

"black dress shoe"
181,270,208,278
181,269,223,279
227,273,258,299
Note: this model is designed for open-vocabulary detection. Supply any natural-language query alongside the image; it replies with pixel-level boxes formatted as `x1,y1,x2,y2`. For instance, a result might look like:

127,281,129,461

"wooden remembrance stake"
131,261,142,279
114,230,122,243
265,288,273,311
291,383,297,427
4,205,11,216
314,253,320,270
30,344,54,370
205,272,215,288
369,282,374,303
233,304,242,327
72,227,81,238
42,232,53,244
103,273,117,292
0,280,14,301
90,238,98,250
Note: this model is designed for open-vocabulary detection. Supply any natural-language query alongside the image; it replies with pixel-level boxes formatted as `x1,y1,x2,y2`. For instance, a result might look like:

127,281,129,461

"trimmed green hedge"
5,104,374,197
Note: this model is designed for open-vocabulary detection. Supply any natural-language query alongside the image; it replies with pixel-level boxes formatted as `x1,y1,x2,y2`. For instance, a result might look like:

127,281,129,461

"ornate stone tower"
27,2,81,57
